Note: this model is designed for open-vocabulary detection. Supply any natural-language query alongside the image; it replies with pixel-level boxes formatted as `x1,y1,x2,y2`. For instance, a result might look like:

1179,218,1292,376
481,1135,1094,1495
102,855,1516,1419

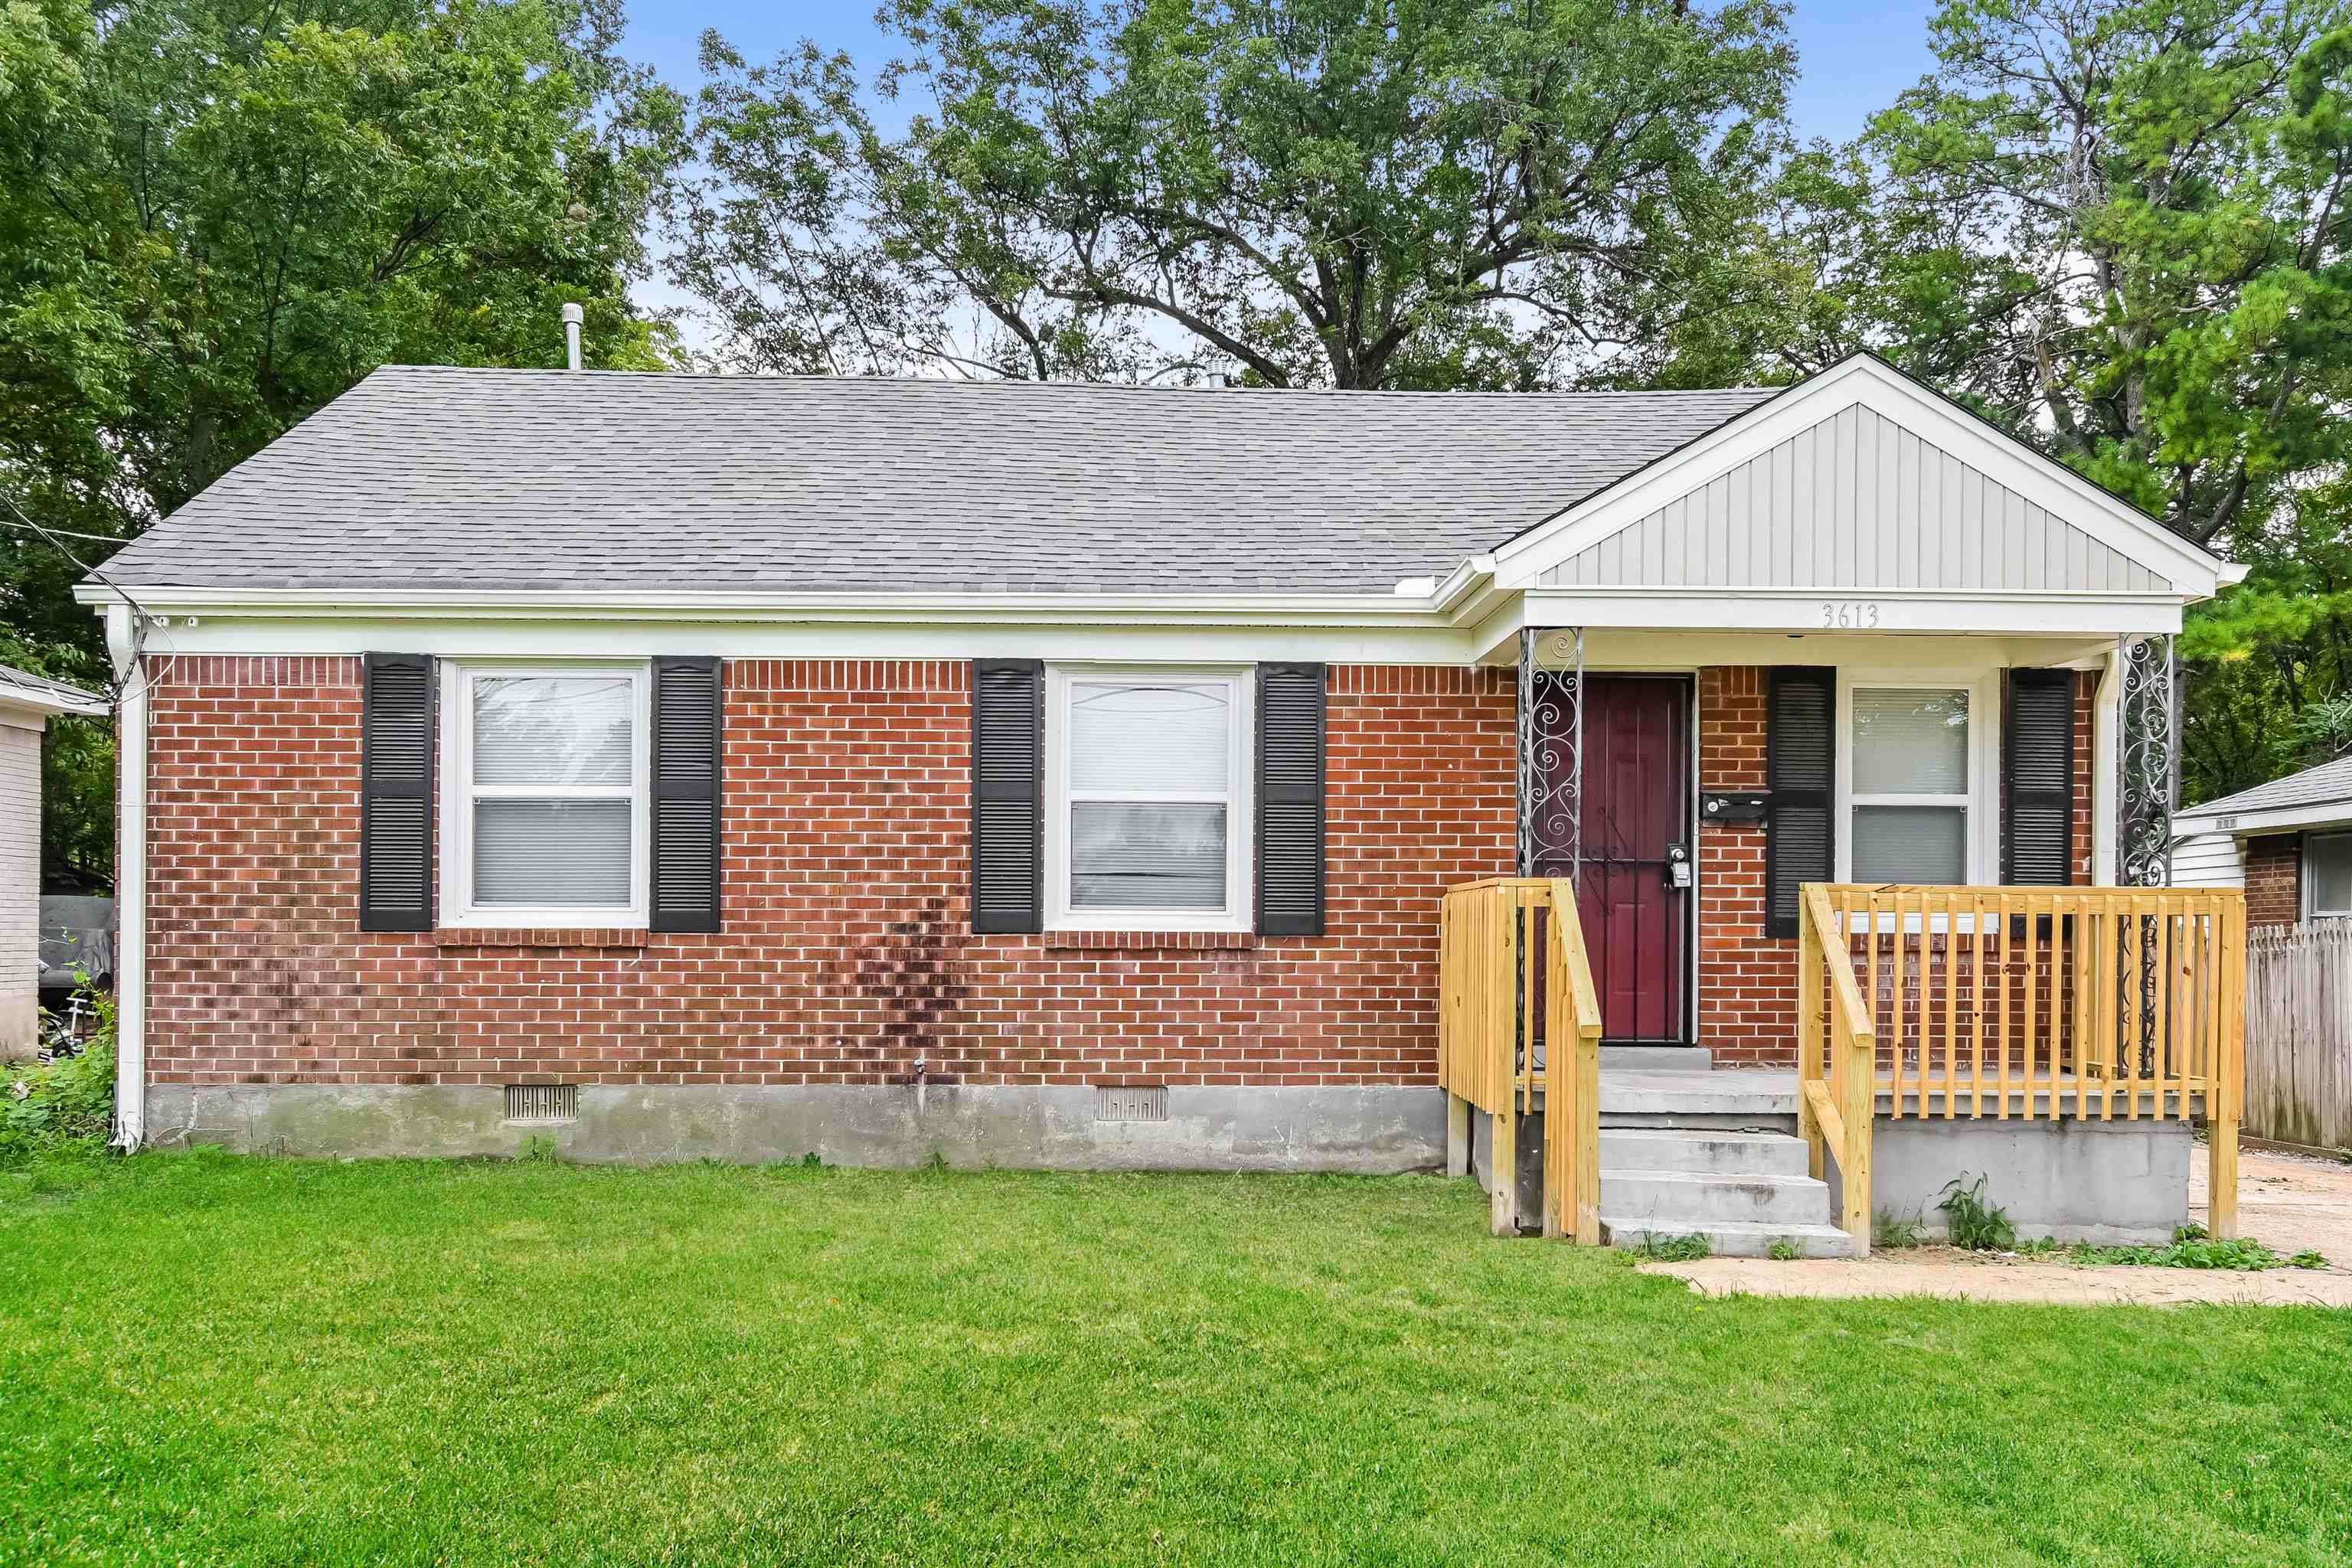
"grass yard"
5,1154,2350,1566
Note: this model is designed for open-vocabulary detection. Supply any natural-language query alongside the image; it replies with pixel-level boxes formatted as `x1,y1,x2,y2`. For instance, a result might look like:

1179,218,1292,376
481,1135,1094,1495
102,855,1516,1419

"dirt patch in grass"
1646,1148,2352,1308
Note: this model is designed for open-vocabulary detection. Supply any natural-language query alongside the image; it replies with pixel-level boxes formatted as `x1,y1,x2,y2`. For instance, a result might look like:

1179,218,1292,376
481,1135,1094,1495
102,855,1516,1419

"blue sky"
621,0,1942,146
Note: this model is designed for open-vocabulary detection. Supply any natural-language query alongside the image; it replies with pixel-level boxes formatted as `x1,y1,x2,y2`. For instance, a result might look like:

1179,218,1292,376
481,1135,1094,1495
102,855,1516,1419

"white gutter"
72,582,1501,632
106,604,145,1149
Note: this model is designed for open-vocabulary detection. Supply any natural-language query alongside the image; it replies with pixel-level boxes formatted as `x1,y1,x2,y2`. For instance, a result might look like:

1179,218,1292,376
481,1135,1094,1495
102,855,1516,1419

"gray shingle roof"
0,662,106,715
2177,756,2352,825
96,367,1775,595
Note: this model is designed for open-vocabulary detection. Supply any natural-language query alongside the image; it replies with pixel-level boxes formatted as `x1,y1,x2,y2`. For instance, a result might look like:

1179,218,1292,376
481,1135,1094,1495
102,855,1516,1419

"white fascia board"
75,583,1459,625
1488,356,2233,598
2175,802,2352,836
1515,586,2182,636
101,610,1484,665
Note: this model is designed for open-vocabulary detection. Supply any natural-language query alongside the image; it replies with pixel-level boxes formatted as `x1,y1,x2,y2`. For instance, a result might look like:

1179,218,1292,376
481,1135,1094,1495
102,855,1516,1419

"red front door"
1576,677,1692,1044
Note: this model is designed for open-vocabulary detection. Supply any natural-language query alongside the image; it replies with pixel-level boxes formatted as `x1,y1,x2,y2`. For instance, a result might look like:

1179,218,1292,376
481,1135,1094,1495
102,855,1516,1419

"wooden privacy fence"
1436,879,1604,1241
1798,884,2247,1241
2246,920,2352,1152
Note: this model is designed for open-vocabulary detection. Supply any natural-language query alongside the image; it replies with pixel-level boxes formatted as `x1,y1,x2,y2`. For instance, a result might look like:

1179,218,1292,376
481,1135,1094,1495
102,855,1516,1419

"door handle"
1667,842,1692,889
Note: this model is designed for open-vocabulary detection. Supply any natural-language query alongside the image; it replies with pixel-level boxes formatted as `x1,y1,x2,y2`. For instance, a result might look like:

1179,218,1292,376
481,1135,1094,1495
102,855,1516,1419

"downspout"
107,603,146,1148
2092,643,2121,885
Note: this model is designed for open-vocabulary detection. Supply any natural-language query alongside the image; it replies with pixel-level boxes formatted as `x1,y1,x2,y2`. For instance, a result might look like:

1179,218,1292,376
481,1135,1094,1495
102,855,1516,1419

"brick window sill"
1044,930,1259,952
430,927,651,950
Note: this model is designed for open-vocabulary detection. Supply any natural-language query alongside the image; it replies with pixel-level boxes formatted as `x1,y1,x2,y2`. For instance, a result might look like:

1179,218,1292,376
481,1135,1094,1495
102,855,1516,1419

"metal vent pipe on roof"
561,302,583,371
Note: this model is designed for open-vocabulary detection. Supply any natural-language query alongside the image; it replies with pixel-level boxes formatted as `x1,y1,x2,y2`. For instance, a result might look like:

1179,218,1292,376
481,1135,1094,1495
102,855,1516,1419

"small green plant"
1766,1237,1801,1262
2290,1250,2329,1269
514,1134,561,1163
1936,1174,2017,1252
802,1151,823,1168
1,977,116,1167
1873,1207,1926,1250
1639,1232,1710,1263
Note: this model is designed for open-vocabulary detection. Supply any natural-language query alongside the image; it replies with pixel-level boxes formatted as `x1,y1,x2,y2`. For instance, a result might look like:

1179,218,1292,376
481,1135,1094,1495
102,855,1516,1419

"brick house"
83,352,2241,1214
2172,754,2352,925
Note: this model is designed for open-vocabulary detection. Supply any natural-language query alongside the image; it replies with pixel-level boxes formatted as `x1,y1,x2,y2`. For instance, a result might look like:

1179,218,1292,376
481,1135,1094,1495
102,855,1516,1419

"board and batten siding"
2169,831,2246,890
1539,404,2168,593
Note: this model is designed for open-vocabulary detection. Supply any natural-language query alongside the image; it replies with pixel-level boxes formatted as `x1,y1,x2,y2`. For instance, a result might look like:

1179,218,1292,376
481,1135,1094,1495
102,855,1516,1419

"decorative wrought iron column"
1516,627,1583,880
2118,633,2177,887
2117,633,2177,1077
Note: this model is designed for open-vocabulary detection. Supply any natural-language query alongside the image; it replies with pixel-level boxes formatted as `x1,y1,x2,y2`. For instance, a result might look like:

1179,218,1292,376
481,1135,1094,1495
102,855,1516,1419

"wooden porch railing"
1436,878,1604,1240
1799,884,2248,1243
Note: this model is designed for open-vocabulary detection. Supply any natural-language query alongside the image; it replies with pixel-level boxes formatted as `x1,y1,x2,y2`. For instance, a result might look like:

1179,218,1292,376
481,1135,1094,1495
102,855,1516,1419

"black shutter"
360,652,435,932
1256,662,1327,936
1765,666,1835,939
651,656,724,933
972,658,1044,934
2004,668,2076,886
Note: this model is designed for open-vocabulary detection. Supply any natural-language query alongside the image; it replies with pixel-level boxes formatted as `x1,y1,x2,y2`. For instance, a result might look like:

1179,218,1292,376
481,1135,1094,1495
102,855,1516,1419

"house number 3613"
1821,601,1881,629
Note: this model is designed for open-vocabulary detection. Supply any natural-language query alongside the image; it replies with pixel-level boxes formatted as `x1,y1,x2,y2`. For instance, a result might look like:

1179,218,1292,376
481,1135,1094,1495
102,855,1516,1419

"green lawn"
4,1154,2349,1566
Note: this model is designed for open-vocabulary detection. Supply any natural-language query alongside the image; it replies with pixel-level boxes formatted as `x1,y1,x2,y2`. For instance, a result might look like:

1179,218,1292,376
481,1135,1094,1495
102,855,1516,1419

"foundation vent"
1096,1085,1168,1123
505,1083,579,1124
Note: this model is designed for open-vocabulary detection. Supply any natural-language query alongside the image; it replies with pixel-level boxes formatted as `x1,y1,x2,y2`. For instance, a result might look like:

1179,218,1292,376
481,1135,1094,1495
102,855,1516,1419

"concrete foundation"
141,1082,1448,1173
1845,1115,2193,1246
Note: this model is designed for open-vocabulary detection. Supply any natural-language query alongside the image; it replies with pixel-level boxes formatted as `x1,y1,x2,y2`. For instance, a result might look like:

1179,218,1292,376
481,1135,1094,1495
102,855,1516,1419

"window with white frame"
441,664,649,926
1046,668,1253,930
2308,831,2352,917
1847,684,1978,884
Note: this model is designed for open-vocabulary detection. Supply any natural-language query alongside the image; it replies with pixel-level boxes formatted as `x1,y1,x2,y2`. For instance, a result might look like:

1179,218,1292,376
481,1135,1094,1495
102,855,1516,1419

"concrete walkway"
1639,1146,2352,1308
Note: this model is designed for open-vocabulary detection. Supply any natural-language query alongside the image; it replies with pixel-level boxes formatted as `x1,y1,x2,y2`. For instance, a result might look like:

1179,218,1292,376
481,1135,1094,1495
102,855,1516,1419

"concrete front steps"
1596,1126,1860,1259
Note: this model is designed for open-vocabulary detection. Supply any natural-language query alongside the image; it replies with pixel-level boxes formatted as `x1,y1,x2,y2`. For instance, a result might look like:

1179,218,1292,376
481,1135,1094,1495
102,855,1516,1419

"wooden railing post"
1542,878,1603,1246
1805,885,1875,1255
1796,903,1826,1183
2210,894,2246,1239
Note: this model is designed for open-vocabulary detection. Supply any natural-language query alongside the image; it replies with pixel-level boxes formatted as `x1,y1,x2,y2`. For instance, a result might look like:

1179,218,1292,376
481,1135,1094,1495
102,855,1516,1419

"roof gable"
1537,403,2167,593
1494,354,2235,601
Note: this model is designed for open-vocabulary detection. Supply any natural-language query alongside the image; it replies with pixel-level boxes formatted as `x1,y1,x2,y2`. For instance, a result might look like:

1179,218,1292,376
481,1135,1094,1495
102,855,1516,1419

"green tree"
1782,0,2352,802
1,0,685,884
666,0,1798,388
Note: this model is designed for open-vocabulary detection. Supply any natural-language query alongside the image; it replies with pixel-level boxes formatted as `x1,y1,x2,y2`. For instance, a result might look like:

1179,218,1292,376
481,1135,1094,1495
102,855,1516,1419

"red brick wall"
143,655,2115,1088
143,658,1515,1089
2244,833,2301,926
1694,668,1791,1064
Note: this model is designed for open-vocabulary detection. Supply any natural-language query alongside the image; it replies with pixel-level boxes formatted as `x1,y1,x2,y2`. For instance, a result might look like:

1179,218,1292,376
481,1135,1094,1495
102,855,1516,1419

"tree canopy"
1,0,684,883
664,0,1798,388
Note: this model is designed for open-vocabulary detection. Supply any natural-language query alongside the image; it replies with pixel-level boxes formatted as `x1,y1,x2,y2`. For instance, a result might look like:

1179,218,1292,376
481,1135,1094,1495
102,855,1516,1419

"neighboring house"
0,665,109,1052
2172,756,2352,924
77,350,2245,1245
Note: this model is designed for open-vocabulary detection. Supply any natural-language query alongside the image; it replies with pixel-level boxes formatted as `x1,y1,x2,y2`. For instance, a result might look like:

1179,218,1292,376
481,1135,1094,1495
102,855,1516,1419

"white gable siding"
1537,404,2168,593
2169,831,2245,890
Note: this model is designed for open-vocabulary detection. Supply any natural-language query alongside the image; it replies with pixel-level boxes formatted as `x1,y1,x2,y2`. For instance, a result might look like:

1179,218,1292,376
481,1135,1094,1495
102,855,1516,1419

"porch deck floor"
1596,1067,2205,1119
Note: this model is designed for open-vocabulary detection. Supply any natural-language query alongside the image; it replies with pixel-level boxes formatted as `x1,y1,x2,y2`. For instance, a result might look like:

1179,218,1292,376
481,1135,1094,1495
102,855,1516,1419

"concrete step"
1598,1046,1713,1073
1599,1168,1834,1228
1599,1069,1800,1132
1602,1217,1861,1259
1597,1127,1810,1177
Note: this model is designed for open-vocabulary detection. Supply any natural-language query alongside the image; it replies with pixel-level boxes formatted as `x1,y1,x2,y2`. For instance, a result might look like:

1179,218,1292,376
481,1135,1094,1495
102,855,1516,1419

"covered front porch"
1439,877,2245,1255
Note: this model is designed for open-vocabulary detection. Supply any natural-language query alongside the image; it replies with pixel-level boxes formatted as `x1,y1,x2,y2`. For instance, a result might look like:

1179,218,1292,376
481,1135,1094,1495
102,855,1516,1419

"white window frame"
437,661,652,929
1835,672,1998,887
1044,665,1256,933
2305,830,2352,918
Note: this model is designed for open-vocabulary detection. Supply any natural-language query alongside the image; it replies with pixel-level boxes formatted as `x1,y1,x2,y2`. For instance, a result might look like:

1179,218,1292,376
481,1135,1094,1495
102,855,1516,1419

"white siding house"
2169,829,2246,889
0,666,108,1052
